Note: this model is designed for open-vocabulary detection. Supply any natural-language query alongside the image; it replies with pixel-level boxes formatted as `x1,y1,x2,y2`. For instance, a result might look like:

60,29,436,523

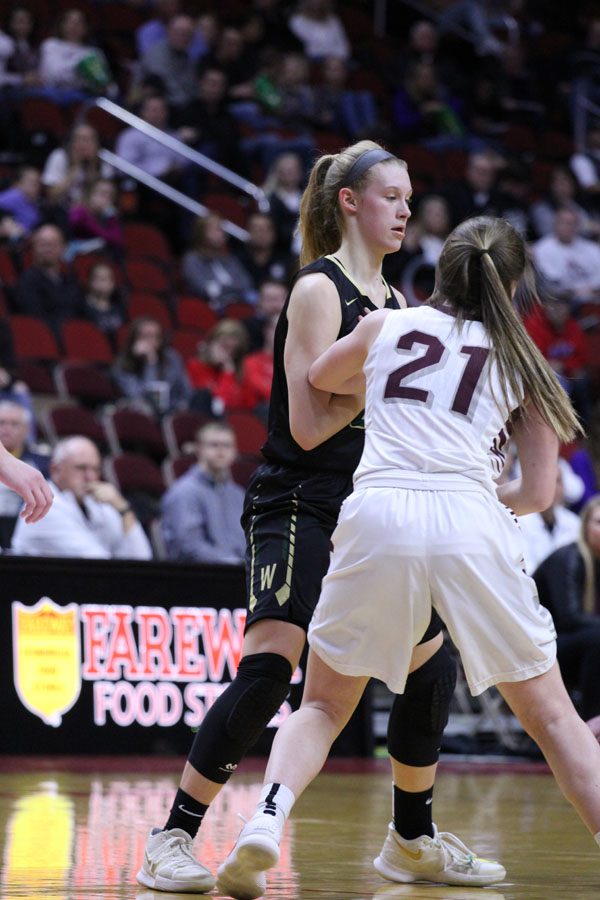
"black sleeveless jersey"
261,254,401,475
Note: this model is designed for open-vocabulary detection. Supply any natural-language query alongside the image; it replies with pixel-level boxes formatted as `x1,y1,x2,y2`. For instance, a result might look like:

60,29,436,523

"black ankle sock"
164,788,209,839
393,785,434,840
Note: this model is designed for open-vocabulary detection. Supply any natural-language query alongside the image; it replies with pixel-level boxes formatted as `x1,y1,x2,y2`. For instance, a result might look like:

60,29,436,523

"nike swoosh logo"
425,798,432,805
178,804,204,817
400,847,423,861
345,297,359,306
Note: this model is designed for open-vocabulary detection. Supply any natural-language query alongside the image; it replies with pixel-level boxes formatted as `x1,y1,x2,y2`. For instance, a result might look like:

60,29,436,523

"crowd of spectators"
0,0,598,615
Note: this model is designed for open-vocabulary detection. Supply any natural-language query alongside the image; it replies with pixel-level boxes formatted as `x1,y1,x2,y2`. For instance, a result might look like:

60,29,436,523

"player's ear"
339,187,357,215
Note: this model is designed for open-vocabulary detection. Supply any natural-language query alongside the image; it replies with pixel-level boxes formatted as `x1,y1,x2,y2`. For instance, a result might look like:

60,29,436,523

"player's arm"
286,273,364,451
495,401,559,516
308,308,390,394
0,442,53,523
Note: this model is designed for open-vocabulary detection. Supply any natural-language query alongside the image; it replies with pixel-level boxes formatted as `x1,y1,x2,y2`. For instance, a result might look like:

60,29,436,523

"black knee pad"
188,652,292,784
387,644,457,767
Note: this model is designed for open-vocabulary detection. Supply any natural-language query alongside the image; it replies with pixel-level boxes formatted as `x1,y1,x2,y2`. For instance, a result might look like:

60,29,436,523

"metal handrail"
94,97,270,213
99,149,249,242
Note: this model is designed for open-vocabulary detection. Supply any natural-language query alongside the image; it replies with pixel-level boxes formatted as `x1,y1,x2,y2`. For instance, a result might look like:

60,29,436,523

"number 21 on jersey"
383,330,490,420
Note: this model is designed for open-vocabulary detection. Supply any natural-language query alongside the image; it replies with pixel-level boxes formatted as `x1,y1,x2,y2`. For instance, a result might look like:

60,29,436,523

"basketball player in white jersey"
217,216,600,897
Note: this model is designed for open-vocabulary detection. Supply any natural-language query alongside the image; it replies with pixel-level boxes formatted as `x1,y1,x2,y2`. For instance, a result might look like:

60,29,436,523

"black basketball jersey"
262,254,401,474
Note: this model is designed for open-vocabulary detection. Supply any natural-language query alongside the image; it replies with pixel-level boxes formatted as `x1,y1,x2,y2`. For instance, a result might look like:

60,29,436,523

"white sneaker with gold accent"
136,827,215,893
373,823,506,886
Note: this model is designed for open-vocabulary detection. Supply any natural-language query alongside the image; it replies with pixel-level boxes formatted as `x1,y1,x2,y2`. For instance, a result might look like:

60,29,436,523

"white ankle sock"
258,782,296,820
594,832,600,849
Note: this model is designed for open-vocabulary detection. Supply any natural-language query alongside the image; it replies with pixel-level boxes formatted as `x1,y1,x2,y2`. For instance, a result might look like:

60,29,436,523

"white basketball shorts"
308,486,557,695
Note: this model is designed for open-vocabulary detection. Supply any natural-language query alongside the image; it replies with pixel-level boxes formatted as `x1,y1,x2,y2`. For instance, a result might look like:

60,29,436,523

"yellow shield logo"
12,598,81,727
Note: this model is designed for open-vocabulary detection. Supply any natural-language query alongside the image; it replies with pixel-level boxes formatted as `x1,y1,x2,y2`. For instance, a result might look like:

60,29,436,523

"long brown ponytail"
429,216,581,443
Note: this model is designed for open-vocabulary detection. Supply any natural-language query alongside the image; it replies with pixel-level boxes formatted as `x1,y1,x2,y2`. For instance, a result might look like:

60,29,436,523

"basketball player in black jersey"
137,142,505,895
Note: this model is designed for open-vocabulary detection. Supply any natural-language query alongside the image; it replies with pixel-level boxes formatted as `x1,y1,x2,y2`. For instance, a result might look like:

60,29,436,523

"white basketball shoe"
374,823,506,886
216,810,284,900
136,827,215,893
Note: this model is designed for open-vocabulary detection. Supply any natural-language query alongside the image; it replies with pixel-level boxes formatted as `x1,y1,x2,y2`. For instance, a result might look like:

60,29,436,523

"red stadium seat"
126,260,172,295
105,452,166,497
71,253,121,287
177,297,218,332
43,404,108,449
61,320,114,365
122,223,174,266
9,316,61,363
54,361,119,406
225,301,254,321
104,407,168,461
128,293,173,332
203,192,249,228
171,329,203,360
84,105,125,145
14,361,57,394
162,410,211,456
226,411,267,455
20,98,67,139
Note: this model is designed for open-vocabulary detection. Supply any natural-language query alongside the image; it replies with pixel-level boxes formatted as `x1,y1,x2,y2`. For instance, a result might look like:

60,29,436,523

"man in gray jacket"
161,421,245,563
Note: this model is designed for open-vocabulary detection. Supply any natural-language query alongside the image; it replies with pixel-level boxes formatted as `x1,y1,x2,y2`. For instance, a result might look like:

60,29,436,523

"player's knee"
226,652,293,743
387,644,457,766
302,695,351,736
188,652,292,783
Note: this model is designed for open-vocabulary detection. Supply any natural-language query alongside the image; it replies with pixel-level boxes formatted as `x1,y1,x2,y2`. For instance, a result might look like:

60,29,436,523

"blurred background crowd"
0,0,599,655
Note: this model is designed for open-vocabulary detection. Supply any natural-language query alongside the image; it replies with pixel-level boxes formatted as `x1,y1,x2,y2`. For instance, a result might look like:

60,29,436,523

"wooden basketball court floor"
0,757,597,900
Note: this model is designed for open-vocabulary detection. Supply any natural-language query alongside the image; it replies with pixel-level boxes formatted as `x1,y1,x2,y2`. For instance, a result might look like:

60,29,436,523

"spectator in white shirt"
288,0,350,60
518,463,582,574
11,436,152,560
38,8,112,102
532,206,600,304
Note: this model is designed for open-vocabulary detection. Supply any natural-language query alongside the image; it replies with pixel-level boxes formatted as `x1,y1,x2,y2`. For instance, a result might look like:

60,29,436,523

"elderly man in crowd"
161,421,245,563
12,435,152,559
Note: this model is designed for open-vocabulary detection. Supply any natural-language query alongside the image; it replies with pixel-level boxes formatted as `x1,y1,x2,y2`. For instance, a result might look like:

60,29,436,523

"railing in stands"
84,97,273,241
98,148,249,242
573,76,600,153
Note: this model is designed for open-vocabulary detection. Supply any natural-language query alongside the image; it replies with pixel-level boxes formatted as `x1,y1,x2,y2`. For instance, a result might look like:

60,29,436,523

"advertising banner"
0,557,372,756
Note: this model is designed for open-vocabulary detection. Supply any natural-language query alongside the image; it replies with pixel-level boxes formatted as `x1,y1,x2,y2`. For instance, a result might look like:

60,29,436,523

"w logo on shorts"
248,500,298,612
260,564,277,591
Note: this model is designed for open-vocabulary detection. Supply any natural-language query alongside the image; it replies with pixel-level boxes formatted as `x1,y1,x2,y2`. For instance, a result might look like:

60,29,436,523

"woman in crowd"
112,317,192,416
42,123,110,208
181,213,254,312
186,318,254,415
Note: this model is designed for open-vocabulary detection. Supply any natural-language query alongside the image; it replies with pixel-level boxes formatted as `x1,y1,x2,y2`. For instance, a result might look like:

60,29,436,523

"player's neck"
334,239,385,301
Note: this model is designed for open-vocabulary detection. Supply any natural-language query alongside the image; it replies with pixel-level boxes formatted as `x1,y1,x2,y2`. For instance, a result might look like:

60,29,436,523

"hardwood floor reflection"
0,763,597,899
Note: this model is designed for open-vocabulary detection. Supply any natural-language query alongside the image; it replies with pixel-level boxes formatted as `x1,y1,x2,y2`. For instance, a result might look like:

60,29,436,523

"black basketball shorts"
241,462,444,642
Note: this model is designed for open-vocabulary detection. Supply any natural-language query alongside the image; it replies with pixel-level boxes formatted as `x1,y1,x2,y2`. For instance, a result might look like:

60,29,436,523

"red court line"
0,755,551,776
